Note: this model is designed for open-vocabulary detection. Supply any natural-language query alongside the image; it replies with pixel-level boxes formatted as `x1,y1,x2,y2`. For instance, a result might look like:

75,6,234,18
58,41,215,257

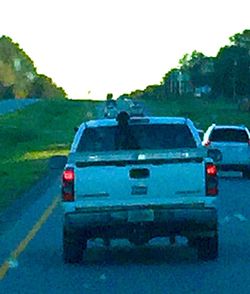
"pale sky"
0,0,249,100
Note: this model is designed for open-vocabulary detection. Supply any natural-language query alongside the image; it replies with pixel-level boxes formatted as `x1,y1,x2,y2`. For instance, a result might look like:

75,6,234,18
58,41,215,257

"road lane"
0,173,61,278
1,177,250,293
0,196,59,280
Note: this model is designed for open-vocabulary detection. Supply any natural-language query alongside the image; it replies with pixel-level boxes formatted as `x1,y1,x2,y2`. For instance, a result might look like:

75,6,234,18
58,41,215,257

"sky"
0,0,249,100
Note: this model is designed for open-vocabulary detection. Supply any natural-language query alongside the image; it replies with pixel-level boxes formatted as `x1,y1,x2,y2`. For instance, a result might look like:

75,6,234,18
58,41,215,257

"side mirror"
207,149,222,163
49,155,68,169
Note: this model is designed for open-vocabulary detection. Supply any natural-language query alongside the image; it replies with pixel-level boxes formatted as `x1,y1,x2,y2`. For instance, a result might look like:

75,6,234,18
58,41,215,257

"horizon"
0,0,249,100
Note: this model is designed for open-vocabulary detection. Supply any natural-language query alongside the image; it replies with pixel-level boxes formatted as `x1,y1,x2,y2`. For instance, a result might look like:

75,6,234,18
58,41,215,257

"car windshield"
210,128,249,142
76,124,196,152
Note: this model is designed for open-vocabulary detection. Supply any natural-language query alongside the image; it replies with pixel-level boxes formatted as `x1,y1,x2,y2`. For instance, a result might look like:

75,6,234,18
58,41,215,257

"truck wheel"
197,234,218,261
63,228,87,264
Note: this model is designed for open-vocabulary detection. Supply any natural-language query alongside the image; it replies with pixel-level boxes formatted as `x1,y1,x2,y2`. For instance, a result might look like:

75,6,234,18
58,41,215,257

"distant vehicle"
61,114,219,263
203,124,250,178
128,101,145,117
104,99,118,118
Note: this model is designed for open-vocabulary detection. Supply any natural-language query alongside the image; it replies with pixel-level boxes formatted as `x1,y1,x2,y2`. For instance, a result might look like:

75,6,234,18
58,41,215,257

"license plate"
128,209,154,223
131,185,147,195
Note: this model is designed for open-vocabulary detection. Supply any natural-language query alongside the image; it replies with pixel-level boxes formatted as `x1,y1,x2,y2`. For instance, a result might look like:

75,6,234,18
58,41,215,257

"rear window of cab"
77,124,197,152
209,128,249,142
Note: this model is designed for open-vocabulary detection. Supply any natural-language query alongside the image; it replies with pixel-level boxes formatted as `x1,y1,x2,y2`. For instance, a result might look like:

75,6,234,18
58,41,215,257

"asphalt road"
0,174,250,294
0,99,38,116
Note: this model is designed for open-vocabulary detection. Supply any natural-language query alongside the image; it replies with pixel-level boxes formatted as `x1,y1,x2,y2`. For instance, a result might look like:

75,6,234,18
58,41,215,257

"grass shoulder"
142,95,250,130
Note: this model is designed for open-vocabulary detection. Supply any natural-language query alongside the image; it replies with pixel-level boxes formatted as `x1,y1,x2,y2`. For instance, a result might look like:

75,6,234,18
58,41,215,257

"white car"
203,124,250,178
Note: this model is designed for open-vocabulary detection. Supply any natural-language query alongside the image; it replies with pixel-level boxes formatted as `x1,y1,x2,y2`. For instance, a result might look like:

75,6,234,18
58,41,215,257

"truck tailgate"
74,151,206,206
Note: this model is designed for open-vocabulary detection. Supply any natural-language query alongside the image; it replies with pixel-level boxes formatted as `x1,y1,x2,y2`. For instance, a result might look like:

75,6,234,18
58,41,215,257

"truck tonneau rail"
75,157,204,167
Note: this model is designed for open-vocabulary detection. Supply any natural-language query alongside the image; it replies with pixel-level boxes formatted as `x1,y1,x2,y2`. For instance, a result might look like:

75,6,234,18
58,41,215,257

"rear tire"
196,234,218,261
63,228,87,264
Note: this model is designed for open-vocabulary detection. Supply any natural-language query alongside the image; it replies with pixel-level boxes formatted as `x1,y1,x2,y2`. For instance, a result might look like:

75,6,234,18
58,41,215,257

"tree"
0,81,14,99
230,30,250,50
129,89,144,99
179,51,214,89
0,35,67,99
121,29,250,102
212,45,250,99
30,74,66,99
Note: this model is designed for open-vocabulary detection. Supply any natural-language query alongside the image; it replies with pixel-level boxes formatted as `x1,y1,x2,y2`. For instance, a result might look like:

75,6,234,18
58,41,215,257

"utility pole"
233,60,237,101
178,71,183,96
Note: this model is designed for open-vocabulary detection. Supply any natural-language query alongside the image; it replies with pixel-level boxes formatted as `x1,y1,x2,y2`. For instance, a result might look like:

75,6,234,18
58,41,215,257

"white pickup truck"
61,112,219,263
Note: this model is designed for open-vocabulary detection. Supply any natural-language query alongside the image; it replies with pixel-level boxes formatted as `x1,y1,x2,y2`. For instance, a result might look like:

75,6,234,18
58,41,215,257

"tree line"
126,29,250,104
0,36,67,99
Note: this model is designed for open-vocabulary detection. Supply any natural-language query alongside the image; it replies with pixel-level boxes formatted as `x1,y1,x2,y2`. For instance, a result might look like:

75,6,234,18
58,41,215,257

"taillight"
62,168,75,201
207,164,217,176
204,140,211,147
206,163,218,196
63,169,74,181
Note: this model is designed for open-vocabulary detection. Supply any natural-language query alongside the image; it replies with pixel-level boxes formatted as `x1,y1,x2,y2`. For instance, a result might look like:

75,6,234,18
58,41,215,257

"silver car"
203,124,250,178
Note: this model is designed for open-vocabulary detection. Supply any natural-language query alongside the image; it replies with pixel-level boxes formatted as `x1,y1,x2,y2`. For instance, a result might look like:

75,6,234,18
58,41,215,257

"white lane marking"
7,258,19,269
234,213,248,222
220,213,248,224
0,196,59,280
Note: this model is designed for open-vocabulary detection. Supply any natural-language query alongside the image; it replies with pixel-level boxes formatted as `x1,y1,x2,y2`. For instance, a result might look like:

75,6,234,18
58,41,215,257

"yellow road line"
0,196,60,280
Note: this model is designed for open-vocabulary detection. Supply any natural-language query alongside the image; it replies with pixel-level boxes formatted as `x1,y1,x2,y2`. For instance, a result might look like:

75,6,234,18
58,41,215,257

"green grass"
143,96,250,130
0,99,101,211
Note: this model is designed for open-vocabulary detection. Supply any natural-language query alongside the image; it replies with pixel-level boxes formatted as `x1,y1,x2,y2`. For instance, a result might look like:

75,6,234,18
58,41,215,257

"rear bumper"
64,207,218,239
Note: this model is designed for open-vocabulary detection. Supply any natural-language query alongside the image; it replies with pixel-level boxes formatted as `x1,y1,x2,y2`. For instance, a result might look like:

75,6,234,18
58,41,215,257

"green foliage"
176,50,215,91
213,45,250,99
117,93,130,100
0,82,14,99
129,89,145,100
142,95,250,130
30,74,67,99
0,35,67,99
229,29,250,49
143,84,163,100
